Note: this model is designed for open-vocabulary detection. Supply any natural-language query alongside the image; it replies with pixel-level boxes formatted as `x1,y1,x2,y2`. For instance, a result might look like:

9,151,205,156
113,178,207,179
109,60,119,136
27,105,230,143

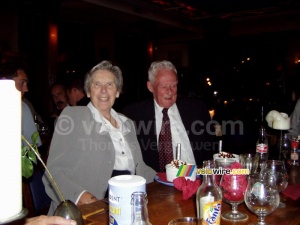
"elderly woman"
43,60,156,215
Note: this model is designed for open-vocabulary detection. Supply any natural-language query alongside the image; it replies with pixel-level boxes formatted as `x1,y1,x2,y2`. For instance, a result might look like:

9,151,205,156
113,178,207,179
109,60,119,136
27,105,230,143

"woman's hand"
25,215,76,225
77,191,98,206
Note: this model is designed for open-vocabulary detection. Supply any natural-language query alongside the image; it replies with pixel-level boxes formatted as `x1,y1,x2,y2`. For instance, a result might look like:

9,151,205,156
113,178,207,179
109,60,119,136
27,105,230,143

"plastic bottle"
196,160,222,225
131,192,151,225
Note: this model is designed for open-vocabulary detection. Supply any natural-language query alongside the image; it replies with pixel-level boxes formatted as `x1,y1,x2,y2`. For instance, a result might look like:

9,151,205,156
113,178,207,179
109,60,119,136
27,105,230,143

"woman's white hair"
84,60,123,95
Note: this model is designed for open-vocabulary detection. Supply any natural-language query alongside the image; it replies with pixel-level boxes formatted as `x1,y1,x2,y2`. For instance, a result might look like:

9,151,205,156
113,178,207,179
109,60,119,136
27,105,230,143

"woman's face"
87,69,119,115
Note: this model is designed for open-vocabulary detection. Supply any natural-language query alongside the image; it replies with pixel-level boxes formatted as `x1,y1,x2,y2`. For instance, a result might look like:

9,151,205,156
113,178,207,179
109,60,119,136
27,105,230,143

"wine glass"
220,174,248,221
214,158,235,185
244,173,280,225
54,200,84,225
262,160,288,208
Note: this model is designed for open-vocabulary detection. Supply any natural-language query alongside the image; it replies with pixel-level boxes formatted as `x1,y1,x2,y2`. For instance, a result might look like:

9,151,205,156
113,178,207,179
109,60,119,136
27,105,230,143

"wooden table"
79,165,300,225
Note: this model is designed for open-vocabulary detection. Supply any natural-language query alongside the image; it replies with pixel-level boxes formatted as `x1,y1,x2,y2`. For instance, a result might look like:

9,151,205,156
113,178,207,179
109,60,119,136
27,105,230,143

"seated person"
123,60,215,171
43,60,156,215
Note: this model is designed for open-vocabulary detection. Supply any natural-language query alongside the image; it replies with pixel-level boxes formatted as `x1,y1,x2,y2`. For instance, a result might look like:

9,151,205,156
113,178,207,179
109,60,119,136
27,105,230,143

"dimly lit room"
1,0,300,224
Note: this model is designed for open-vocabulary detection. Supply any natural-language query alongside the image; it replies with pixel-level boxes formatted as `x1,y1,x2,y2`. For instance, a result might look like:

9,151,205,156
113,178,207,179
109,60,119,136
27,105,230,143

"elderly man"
123,60,215,172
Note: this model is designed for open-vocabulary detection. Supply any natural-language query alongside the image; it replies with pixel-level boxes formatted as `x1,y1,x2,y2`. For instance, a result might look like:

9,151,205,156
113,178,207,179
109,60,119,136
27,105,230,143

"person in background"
123,60,215,171
43,60,156,215
25,216,76,225
21,101,41,144
65,77,89,106
289,97,300,139
50,82,69,118
23,97,44,125
0,62,41,146
0,68,71,225
47,82,69,134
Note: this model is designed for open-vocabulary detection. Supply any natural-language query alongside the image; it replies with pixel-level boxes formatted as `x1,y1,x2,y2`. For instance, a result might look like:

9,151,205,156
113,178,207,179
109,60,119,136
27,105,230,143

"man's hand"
25,215,76,225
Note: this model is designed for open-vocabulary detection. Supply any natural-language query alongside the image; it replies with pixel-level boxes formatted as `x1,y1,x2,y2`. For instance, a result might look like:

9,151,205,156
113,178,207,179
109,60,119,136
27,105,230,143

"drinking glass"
278,133,290,163
240,153,259,175
220,174,248,221
261,160,288,208
244,173,280,225
214,158,236,185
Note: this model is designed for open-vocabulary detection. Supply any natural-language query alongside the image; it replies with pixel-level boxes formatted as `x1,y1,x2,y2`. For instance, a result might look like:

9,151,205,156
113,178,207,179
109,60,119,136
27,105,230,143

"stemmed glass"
244,173,280,225
214,158,235,185
220,173,248,221
261,160,288,208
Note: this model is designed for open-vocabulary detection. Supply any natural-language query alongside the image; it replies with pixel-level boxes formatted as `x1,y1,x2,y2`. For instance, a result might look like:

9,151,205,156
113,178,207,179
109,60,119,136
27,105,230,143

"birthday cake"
213,152,239,162
165,160,196,182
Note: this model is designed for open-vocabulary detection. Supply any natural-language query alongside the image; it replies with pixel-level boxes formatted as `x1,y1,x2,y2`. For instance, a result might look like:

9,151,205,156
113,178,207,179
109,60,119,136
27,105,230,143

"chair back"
22,168,51,216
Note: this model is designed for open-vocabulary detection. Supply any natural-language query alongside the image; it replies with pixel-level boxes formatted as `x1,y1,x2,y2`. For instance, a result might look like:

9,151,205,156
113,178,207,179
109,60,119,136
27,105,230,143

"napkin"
173,177,201,200
157,172,168,182
282,184,300,200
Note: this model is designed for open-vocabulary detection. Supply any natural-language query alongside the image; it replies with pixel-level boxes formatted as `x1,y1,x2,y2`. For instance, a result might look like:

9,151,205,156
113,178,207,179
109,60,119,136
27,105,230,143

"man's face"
13,69,28,98
147,68,178,109
51,84,68,110
66,88,78,106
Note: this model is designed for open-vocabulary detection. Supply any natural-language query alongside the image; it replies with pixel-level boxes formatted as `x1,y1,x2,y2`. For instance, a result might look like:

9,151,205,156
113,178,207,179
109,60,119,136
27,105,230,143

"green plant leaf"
21,132,39,179
28,150,37,164
31,132,39,145
22,156,34,179
21,134,66,202
21,145,27,156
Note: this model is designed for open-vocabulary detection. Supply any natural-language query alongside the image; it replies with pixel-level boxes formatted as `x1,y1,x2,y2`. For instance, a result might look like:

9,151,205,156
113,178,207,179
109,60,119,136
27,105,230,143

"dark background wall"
1,2,300,133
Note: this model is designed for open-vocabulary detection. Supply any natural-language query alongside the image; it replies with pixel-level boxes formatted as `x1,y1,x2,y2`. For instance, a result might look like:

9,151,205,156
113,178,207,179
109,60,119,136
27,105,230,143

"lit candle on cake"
176,143,181,160
0,80,22,220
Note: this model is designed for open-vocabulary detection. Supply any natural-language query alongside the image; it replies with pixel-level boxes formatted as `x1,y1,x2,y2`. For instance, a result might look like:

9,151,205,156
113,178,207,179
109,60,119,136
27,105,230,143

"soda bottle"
196,160,222,225
131,192,151,225
255,127,268,172
290,140,299,166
